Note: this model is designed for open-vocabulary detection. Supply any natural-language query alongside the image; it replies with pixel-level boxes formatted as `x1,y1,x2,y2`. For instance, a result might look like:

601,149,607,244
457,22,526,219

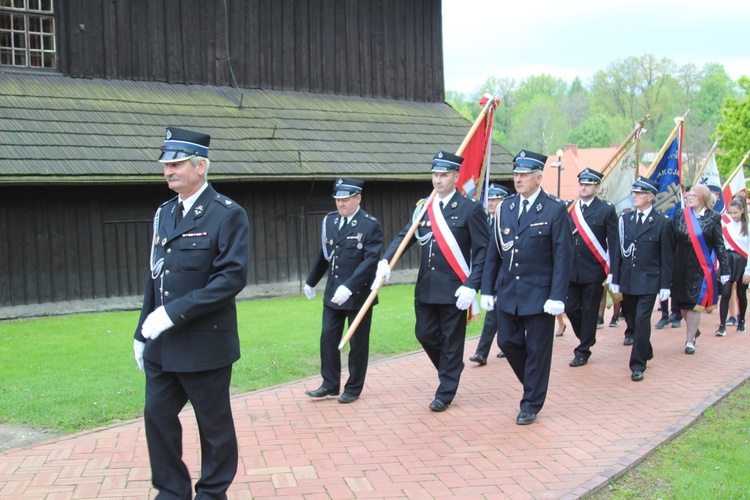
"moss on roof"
0,72,513,183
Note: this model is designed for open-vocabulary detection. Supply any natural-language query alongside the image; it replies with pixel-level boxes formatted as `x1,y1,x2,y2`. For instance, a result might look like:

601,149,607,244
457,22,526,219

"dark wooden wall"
55,0,444,102
0,179,429,307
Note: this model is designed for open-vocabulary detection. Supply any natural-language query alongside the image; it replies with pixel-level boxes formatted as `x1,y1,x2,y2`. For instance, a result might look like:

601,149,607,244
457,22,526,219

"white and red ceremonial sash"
721,214,748,259
426,198,480,319
571,202,610,274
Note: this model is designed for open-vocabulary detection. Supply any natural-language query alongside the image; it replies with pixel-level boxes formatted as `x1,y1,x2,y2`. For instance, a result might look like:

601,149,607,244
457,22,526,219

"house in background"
542,144,647,202
0,0,513,308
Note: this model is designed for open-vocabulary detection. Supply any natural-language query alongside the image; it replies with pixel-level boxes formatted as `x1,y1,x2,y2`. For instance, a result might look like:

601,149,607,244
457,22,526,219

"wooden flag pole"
566,115,650,213
721,149,750,191
338,97,497,350
690,136,723,186
645,110,689,178
600,114,650,178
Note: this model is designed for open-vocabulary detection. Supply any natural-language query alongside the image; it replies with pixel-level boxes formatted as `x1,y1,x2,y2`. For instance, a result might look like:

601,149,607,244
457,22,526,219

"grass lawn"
0,284,481,434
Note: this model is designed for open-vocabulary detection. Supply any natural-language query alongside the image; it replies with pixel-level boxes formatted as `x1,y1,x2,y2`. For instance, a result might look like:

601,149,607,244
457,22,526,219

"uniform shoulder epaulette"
604,200,614,206
213,193,240,209
363,212,379,223
326,210,338,216
546,193,564,204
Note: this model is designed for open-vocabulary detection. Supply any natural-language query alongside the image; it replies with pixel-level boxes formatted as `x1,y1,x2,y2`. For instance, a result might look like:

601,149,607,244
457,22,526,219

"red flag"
457,96,497,202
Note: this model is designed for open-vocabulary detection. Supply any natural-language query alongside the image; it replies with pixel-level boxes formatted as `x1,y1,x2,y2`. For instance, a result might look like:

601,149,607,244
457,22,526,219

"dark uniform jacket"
482,190,574,316
384,191,489,304
569,197,618,284
306,209,383,310
670,208,728,303
134,184,250,372
611,208,673,295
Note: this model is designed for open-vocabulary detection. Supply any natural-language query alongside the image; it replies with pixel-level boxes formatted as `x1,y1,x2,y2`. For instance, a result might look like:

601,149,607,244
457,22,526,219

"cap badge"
336,178,344,186
519,151,526,158
165,129,172,140
437,151,444,159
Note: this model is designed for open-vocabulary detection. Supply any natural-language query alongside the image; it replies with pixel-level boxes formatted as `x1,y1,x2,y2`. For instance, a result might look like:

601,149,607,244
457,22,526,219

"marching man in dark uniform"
133,127,250,498
481,150,573,425
304,178,383,404
610,177,674,382
470,183,509,365
374,151,489,412
566,168,618,367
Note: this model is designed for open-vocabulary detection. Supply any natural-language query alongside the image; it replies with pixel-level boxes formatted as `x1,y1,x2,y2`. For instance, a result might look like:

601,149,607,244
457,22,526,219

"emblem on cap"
519,151,526,158
165,129,172,140
438,152,444,159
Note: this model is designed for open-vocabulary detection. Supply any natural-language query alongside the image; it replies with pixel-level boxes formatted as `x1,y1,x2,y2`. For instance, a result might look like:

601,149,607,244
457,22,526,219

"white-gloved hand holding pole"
371,259,391,290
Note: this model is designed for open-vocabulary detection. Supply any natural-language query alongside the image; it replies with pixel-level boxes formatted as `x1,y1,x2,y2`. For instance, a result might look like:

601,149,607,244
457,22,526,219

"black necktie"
175,202,184,228
636,212,643,230
339,217,347,231
439,201,445,210
519,200,529,224
581,203,588,213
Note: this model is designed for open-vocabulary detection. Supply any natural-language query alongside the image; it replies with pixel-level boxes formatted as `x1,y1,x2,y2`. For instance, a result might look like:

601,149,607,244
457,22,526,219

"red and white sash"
426,198,480,318
571,201,610,274
721,214,749,259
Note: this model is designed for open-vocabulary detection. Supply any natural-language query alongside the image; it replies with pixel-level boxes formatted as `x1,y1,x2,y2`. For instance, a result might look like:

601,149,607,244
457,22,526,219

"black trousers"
319,305,372,395
622,293,656,372
144,361,237,500
566,282,604,360
474,304,499,358
414,300,467,404
496,309,555,414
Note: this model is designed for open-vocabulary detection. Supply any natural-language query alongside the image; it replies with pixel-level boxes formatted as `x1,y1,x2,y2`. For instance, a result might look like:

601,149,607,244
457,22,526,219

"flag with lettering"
698,152,724,213
649,121,683,218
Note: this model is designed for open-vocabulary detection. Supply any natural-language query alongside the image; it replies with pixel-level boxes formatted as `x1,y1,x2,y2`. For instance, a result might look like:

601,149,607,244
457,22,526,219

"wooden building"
0,0,513,308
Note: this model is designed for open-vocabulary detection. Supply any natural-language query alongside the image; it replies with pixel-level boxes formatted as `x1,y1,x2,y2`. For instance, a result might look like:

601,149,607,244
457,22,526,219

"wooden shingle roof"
0,72,513,184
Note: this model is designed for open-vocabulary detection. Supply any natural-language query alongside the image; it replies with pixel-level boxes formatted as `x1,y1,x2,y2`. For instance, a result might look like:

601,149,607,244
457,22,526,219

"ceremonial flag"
722,163,747,207
697,151,724,213
599,140,639,214
457,94,496,203
649,120,683,218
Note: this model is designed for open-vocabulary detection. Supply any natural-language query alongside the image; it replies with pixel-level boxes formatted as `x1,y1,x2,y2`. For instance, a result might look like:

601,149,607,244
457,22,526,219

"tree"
715,76,750,176
514,74,567,105
567,115,613,148
559,77,590,129
508,95,570,154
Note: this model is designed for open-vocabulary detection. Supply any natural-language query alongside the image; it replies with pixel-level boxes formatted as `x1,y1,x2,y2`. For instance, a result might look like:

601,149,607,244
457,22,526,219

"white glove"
606,274,613,286
304,284,316,300
659,288,671,302
480,294,495,311
133,339,145,371
720,275,730,285
371,259,391,290
609,284,620,294
141,306,174,340
331,285,352,305
543,299,565,316
454,286,476,310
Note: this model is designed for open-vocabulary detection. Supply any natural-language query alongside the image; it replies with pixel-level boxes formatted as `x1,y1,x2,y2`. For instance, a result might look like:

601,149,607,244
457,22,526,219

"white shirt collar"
637,206,653,219
520,187,542,207
178,182,209,214
437,189,457,204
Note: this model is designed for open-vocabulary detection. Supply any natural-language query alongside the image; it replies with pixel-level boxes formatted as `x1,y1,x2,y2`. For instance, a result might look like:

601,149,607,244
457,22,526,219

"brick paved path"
2,306,749,499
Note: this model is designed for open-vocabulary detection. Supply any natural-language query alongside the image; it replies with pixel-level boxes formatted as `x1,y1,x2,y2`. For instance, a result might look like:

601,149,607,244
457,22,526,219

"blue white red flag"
649,120,683,218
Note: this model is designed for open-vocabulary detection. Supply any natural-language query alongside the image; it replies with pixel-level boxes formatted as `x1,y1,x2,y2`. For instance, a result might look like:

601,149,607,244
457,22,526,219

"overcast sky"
442,0,749,95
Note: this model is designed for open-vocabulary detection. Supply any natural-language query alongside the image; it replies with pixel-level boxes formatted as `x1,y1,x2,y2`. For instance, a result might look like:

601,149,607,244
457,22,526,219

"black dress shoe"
469,354,487,365
569,357,588,367
623,336,634,346
654,317,668,329
516,411,537,425
305,386,339,398
429,399,448,412
497,351,506,358
631,370,644,381
337,392,359,404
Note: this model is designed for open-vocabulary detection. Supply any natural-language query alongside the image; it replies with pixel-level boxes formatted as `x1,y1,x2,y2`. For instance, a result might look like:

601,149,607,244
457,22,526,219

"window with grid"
0,0,56,69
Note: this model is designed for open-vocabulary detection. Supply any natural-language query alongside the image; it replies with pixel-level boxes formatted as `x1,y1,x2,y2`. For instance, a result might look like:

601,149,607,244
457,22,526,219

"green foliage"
568,115,613,148
715,76,750,177
0,285,482,434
